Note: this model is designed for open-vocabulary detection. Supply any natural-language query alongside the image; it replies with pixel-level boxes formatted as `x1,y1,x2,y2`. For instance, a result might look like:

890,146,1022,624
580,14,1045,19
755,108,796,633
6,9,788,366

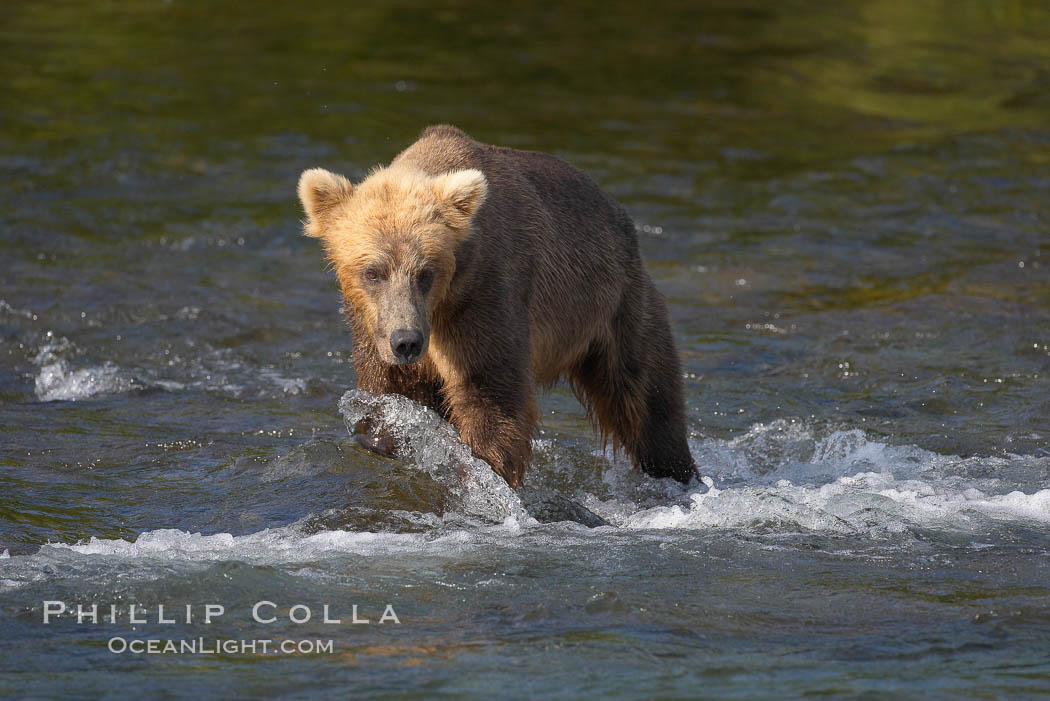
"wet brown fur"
298,125,697,487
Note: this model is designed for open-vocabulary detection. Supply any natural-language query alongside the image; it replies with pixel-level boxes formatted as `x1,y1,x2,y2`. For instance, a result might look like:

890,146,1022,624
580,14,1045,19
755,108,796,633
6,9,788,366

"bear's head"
297,165,487,366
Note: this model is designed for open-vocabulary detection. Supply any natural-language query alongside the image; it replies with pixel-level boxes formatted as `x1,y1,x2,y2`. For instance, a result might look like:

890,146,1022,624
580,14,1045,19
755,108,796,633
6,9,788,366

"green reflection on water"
3,0,1048,174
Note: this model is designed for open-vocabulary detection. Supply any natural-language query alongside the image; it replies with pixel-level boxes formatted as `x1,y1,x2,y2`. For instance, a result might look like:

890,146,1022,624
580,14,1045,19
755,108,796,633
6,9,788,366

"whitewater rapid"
3,392,1047,595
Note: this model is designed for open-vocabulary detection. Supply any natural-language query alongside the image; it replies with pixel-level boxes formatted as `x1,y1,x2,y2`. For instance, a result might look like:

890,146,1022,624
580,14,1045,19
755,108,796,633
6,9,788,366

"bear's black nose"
390,329,424,363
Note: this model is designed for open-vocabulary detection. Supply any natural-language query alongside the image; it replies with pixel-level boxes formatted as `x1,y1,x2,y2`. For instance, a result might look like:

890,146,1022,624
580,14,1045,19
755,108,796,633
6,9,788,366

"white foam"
580,422,1050,534
30,337,139,402
0,519,538,592
614,474,1050,534
34,360,138,402
50,524,479,562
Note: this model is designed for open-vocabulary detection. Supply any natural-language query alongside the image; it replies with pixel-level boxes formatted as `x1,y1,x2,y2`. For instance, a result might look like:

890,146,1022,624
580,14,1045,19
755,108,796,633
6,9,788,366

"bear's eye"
417,268,435,293
364,267,381,283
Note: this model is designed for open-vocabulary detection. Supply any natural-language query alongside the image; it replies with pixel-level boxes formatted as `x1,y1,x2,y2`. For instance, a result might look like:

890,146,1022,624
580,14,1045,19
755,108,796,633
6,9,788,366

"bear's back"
392,126,647,382
393,125,638,259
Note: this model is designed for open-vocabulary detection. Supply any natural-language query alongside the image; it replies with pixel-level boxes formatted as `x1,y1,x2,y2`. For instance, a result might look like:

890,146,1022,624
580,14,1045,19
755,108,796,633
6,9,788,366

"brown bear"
298,125,698,488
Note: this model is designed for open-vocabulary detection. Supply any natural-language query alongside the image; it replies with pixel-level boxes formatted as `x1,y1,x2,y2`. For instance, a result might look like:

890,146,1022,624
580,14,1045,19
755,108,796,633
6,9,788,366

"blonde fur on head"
298,165,489,357
298,168,354,238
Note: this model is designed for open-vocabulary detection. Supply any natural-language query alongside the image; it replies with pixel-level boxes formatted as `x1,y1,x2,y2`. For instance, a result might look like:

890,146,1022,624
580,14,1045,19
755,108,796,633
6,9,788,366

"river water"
2,1,1049,697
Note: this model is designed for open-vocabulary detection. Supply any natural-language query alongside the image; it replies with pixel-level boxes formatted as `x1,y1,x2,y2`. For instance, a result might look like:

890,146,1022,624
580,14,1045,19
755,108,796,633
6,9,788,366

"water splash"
338,390,530,525
584,420,1050,536
32,338,141,402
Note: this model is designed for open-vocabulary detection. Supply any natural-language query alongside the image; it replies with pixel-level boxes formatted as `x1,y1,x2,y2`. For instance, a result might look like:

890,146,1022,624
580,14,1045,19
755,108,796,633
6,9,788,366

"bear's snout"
390,328,425,365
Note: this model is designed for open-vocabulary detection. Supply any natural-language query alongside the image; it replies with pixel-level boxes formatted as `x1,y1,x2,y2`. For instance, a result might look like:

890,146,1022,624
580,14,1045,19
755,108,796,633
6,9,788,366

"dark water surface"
2,1,1050,698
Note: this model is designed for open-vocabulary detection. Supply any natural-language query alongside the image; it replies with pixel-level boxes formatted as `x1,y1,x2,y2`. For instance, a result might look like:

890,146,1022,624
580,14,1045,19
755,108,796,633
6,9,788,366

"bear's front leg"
440,367,538,488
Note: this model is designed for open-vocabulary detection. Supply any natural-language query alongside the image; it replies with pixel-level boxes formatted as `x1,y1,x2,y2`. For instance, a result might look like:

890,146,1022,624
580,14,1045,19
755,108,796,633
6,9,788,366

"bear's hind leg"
631,344,698,484
572,286,698,484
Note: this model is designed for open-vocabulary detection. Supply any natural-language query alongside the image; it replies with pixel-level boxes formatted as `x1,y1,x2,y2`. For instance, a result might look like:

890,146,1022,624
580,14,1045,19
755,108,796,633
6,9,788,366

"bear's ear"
297,168,354,238
432,169,488,230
